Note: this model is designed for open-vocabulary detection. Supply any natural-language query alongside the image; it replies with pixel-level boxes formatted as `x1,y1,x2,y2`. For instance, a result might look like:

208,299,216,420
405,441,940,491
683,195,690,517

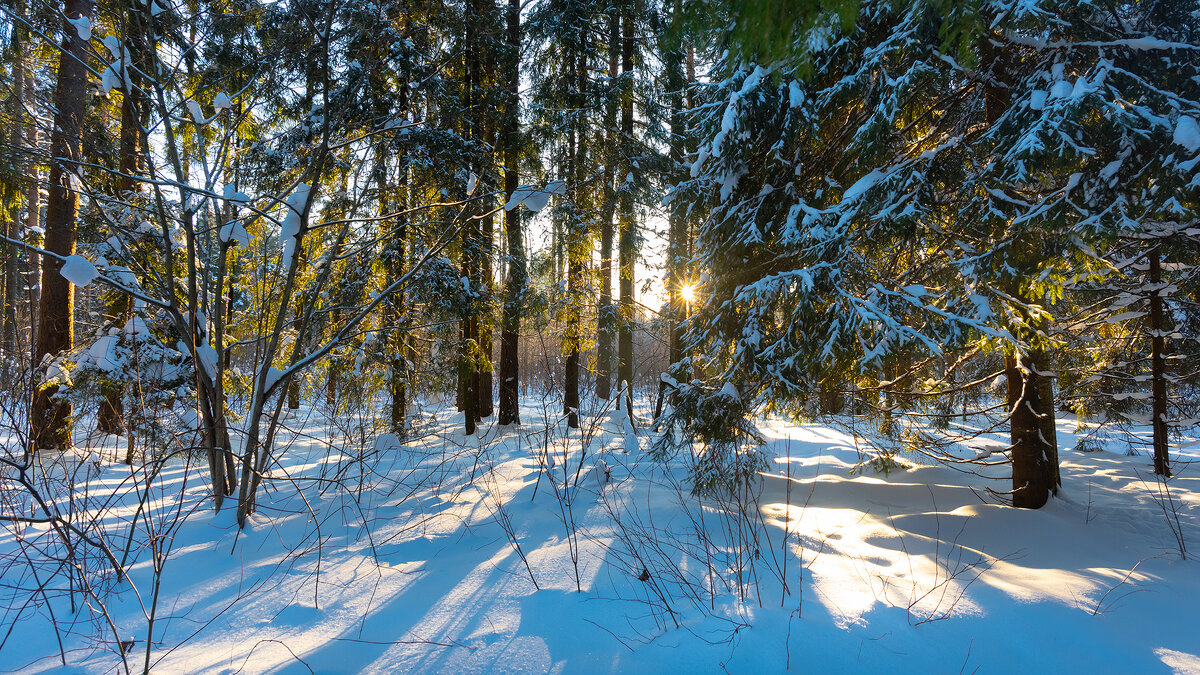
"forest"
0,0,1198,672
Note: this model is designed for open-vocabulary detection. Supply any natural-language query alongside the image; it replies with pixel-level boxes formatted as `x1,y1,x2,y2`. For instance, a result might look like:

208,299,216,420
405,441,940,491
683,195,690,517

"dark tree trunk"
33,0,92,450
656,0,687,420
479,205,495,420
981,28,1058,507
1149,247,1171,476
563,43,588,429
477,20,497,420
18,0,41,369
1033,348,1060,487
596,12,620,402
617,9,636,423
2,48,23,360
460,2,481,435
386,172,409,435
99,12,146,435
497,0,523,425
1006,353,1055,508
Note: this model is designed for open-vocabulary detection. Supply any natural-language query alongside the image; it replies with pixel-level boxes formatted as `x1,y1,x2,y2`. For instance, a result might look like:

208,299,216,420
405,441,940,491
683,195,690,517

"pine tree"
497,0,524,425
32,0,93,450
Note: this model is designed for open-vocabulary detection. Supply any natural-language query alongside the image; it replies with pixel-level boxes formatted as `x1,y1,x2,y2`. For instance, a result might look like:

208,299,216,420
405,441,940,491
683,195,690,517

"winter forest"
1,0,1199,672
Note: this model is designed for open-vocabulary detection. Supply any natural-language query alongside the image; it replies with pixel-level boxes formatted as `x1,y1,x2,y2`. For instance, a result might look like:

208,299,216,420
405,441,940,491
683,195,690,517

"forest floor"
2,397,1199,674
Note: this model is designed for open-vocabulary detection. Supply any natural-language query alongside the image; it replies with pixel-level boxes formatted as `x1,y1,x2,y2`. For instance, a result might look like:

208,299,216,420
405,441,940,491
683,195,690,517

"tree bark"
1149,247,1171,476
17,0,41,369
33,0,93,450
1006,352,1055,508
3,44,24,360
563,41,587,429
460,0,481,435
595,12,619,402
383,160,409,435
497,0,523,425
617,8,636,422
25,31,42,371
99,9,146,435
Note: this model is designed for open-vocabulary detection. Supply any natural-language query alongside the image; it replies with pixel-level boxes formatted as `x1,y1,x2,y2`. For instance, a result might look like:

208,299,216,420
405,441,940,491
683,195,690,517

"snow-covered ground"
2,399,1197,674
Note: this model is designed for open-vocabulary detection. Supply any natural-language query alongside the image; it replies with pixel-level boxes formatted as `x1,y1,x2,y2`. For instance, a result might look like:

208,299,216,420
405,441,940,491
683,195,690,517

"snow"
1,400,1198,673
281,183,311,268
214,91,233,112
67,15,91,41
195,342,218,381
100,65,123,95
219,221,251,247
87,335,121,372
841,168,886,203
123,315,148,336
789,80,805,108
59,254,99,287
222,183,251,203
264,366,285,391
1049,80,1073,100
186,99,205,123
1174,116,1200,153
502,182,562,212
101,35,121,57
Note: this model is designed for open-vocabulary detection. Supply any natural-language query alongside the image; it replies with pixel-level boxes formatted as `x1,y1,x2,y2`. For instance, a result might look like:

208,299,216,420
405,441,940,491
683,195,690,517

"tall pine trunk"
25,23,42,371
33,0,92,450
564,45,587,429
1006,352,1056,508
982,33,1059,507
383,161,409,435
617,9,636,423
99,10,146,435
497,0,523,425
459,1,482,435
655,0,686,419
17,0,41,369
3,58,22,361
1149,247,1171,476
595,13,619,402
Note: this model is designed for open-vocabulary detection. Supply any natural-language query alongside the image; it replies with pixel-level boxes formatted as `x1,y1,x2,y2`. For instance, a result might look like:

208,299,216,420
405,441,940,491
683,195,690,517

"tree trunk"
596,12,619,402
662,0,688,418
99,14,146,435
1032,348,1060,487
497,0,523,425
17,0,41,369
477,23,497,419
1149,247,1171,476
460,4,481,435
3,50,23,361
1006,352,1055,508
383,160,409,435
981,29,1057,507
617,9,636,423
563,43,587,429
32,0,93,450
25,35,42,371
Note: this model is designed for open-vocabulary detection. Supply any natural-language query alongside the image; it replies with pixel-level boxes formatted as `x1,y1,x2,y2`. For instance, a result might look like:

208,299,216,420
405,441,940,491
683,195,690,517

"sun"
680,283,697,304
